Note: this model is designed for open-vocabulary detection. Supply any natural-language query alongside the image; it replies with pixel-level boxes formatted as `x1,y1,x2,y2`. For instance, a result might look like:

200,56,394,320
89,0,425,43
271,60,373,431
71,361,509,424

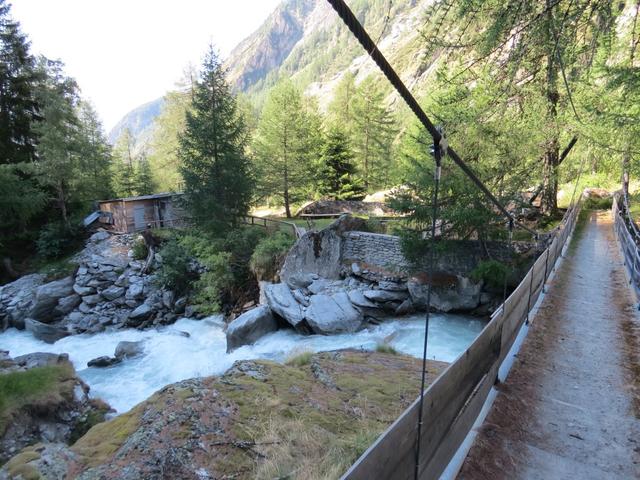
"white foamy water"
0,314,484,414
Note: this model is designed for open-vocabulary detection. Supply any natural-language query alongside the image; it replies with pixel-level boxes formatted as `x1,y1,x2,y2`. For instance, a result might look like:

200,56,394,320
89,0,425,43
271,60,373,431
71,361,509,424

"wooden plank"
419,361,500,479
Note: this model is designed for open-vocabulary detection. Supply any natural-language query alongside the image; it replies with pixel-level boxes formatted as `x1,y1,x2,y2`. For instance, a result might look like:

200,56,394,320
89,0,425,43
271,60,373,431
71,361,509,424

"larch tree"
111,128,137,198
253,79,318,218
179,46,252,233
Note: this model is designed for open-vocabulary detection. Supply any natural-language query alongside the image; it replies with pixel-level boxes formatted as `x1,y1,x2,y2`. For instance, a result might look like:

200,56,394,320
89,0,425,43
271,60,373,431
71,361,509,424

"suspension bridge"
323,0,640,478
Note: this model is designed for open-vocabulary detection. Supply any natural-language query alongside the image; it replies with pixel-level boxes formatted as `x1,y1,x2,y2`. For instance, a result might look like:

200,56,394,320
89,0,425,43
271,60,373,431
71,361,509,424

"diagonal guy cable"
326,0,538,237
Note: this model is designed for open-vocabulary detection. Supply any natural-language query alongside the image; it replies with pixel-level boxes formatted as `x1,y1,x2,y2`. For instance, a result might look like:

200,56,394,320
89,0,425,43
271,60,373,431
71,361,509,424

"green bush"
131,239,148,260
470,259,511,290
375,344,398,355
156,239,195,296
584,196,612,210
191,251,234,315
36,221,82,259
250,231,295,281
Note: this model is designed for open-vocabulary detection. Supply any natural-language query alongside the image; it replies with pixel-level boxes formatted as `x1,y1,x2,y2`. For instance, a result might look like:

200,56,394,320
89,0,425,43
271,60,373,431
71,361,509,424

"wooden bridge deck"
457,211,640,479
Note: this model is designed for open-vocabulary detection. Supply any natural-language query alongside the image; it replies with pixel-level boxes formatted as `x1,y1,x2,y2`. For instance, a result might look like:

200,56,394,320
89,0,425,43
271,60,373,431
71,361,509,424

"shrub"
156,239,195,296
584,196,612,210
36,221,82,259
375,344,398,355
286,351,313,367
191,251,234,315
131,238,148,260
470,259,511,290
250,232,295,281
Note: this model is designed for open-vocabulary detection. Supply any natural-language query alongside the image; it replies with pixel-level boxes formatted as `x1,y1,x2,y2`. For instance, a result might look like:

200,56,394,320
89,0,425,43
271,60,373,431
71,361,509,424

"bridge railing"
341,199,582,480
612,195,640,299
240,215,304,238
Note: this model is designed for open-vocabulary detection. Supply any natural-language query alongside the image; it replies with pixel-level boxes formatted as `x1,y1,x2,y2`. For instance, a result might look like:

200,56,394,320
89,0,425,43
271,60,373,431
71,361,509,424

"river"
0,314,485,414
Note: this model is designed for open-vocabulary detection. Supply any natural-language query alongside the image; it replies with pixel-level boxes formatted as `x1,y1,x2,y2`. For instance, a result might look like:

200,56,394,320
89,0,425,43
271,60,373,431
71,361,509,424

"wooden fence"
341,199,582,480
612,194,640,300
240,215,304,238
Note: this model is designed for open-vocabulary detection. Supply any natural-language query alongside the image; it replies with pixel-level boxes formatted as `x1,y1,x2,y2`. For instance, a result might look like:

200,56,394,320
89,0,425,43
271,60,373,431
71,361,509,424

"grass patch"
30,253,77,281
3,446,41,480
375,344,398,355
0,364,74,431
285,351,313,367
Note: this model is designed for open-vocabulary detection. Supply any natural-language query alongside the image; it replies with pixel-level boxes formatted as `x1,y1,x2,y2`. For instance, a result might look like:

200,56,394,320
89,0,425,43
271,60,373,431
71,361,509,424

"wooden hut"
98,193,186,233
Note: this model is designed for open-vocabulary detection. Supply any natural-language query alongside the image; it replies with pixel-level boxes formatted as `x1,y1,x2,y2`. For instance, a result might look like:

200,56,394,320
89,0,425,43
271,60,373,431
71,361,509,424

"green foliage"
36,220,82,259
253,79,322,217
375,344,398,355
250,231,295,281
0,364,73,427
157,239,194,296
318,127,365,200
131,238,148,260
583,197,613,210
134,156,155,195
470,260,511,290
179,46,253,234
286,351,313,367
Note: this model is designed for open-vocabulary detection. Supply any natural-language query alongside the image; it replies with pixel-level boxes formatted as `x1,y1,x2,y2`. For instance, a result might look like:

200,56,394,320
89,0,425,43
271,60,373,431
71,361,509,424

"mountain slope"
108,97,164,147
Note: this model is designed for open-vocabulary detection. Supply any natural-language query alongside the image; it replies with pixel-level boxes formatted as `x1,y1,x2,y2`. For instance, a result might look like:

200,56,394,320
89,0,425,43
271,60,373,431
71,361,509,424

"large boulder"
363,289,409,303
114,341,144,360
128,304,153,324
305,292,363,334
263,283,306,328
28,276,75,322
408,275,482,312
226,305,278,352
53,294,82,316
24,318,69,343
279,214,367,285
0,273,45,330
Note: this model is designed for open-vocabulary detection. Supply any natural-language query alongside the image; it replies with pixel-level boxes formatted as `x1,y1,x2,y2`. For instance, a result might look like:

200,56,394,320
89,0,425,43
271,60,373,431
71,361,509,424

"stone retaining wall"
342,231,537,274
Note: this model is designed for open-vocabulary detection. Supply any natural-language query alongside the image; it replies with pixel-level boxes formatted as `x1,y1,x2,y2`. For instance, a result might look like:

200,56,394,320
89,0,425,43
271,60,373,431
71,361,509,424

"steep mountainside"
111,0,437,144
108,97,164,147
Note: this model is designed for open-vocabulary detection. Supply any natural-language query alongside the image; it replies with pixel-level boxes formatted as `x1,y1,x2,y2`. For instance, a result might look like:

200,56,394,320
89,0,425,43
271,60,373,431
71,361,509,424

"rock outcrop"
1,351,448,480
0,229,191,339
0,351,110,464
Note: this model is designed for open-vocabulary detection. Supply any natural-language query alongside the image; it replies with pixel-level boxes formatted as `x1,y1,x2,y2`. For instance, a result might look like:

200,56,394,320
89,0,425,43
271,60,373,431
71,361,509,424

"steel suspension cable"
414,143,443,480
326,0,539,238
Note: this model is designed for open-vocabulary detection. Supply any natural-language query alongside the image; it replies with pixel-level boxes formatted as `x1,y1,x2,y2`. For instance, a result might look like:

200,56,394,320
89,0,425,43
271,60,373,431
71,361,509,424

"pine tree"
111,128,137,198
254,80,319,217
76,100,112,202
0,0,40,165
135,152,155,195
179,46,252,232
319,126,364,200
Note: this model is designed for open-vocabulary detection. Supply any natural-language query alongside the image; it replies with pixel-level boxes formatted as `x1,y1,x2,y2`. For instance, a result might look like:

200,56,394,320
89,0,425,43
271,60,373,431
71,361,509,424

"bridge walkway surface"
457,211,640,479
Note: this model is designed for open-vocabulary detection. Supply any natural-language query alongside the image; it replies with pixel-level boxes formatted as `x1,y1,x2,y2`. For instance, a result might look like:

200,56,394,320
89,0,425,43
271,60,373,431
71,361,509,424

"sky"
11,0,281,132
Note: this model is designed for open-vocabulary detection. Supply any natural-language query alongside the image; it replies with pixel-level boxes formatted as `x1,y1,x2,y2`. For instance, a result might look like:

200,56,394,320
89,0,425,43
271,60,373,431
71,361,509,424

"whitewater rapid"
0,314,484,414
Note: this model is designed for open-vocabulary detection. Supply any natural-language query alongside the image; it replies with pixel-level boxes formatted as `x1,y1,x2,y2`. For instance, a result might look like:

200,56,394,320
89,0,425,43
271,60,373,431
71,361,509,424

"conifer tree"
135,152,155,195
112,128,137,198
319,127,364,200
179,46,252,232
0,0,40,165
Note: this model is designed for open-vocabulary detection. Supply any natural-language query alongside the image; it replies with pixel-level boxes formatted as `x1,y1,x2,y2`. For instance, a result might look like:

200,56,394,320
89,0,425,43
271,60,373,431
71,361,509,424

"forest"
1,0,639,288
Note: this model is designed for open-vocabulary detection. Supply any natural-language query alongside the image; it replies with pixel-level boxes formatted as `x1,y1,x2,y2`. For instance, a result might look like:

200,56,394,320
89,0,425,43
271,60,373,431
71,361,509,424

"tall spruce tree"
179,46,252,232
318,126,364,200
0,0,40,165
111,128,137,198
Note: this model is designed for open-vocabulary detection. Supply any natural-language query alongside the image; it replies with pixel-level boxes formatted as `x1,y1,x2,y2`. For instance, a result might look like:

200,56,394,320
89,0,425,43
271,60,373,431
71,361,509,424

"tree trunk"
58,181,70,230
622,147,630,197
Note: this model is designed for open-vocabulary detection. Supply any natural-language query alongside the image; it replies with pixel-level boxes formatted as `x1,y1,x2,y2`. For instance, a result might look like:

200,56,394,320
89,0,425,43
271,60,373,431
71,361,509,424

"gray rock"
378,281,408,292
395,298,415,315
174,296,187,314
226,305,278,353
408,275,482,312
90,230,110,243
184,305,196,318
264,283,306,328
82,294,102,306
305,292,363,334
0,274,46,329
162,290,175,309
14,352,69,368
78,302,93,314
29,276,75,322
285,273,317,290
54,294,82,316
279,215,365,286
101,285,125,301
87,356,120,368
73,283,95,296
363,289,409,303
87,278,112,289
25,318,69,343
115,340,144,360
126,283,144,300
347,290,379,309
292,289,310,307
129,303,153,322
114,273,129,287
